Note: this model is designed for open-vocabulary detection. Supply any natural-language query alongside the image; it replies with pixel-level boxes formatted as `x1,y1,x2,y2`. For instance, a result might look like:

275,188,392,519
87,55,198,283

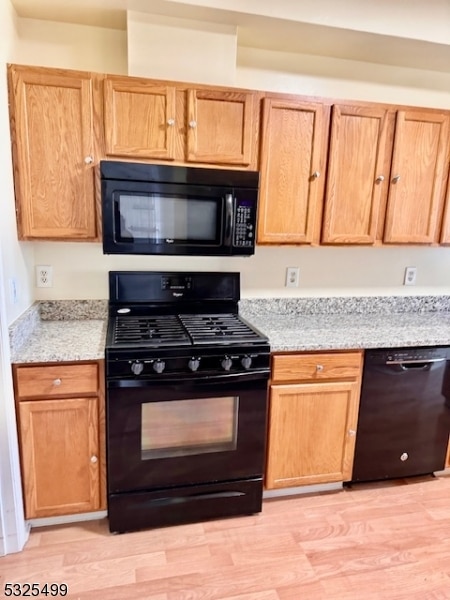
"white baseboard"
263,481,343,499
28,510,107,529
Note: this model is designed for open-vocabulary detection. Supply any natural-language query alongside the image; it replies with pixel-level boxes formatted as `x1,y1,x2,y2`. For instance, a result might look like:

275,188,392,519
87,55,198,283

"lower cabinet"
265,351,363,489
13,361,105,519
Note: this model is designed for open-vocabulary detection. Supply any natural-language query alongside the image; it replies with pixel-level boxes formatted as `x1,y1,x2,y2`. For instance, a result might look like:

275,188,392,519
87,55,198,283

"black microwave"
100,161,259,256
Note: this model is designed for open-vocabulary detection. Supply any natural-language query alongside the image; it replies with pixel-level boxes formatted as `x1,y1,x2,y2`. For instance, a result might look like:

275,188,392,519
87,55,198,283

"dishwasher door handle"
385,358,447,371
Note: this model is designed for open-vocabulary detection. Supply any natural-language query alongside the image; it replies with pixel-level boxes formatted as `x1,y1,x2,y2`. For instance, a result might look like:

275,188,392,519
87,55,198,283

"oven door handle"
107,370,269,388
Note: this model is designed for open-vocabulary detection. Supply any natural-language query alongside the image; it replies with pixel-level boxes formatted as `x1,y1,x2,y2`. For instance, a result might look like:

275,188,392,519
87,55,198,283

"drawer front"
272,352,363,382
15,363,99,399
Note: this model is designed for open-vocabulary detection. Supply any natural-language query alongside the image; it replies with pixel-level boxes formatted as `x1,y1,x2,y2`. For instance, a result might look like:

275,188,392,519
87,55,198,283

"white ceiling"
10,0,450,73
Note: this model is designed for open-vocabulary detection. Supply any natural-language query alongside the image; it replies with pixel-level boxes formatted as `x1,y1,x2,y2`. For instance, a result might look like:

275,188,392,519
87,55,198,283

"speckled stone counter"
9,301,107,364
239,295,450,352
9,295,450,363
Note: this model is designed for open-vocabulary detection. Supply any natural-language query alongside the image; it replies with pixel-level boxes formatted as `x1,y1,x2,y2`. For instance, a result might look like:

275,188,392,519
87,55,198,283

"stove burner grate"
113,315,191,346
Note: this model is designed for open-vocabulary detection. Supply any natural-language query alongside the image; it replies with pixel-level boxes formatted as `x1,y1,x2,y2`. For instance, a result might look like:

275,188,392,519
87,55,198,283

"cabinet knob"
316,364,324,372
167,118,175,126
84,156,94,165
348,429,356,436
90,455,98,464
189,120,197,128
392,175,401,184
400,452,408,461
375,175,385,183
311,171,320,179
53,378,62,386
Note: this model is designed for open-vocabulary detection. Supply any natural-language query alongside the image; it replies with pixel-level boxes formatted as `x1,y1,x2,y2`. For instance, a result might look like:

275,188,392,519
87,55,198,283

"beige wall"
7,11,450,303
127,11,237,84
0,0,28,556
1,9,34,326
13,17,127,73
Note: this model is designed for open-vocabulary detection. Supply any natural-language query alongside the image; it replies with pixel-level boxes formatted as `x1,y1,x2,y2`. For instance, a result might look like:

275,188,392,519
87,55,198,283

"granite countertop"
9,301,108,364
240,310,450,352
9,295,450,364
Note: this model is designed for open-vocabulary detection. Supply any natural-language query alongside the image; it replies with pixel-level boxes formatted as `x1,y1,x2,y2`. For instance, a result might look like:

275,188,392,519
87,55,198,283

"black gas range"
105,271,270,533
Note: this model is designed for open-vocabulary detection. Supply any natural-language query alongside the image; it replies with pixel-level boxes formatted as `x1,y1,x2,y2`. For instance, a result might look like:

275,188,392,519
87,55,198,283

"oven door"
106,372,268,493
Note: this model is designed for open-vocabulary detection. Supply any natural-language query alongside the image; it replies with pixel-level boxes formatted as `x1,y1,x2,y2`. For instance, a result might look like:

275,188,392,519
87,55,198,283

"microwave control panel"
233,199,255,247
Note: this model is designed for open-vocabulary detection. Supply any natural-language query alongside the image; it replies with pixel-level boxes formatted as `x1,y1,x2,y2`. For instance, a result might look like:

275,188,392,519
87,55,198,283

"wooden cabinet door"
19,397,101,518
104,76,177,160
322,105,394,244
265,381,360,489
186,89,257,166
8,65,98,240
383,110,450,244
257,99,330,244
439,172,450,244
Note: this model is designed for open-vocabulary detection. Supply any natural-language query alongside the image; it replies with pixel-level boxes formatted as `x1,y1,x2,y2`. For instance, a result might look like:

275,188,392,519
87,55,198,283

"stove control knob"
188,358,200,372
221,356,233,371
241,355,252,370
131,361,144,375
153,360,166,374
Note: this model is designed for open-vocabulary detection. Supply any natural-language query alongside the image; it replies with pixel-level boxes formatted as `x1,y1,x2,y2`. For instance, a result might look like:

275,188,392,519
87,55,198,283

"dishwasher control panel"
365,346,450,364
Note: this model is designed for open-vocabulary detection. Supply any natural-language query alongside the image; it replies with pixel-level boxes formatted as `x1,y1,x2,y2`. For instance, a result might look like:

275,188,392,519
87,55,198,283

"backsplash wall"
33,242,450,300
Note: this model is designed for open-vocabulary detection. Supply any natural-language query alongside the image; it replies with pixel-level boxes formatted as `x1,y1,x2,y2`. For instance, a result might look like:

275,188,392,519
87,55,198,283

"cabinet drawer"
15,363,99,399
272,352,363,382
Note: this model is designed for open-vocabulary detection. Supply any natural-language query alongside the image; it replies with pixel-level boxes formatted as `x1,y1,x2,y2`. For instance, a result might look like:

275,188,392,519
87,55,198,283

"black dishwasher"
351,346,450,483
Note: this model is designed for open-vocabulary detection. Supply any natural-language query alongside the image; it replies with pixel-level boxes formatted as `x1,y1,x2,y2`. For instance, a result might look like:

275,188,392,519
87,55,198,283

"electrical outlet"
36,265,53,288
404,266,417,286
286,267,300,288
8,278,18,304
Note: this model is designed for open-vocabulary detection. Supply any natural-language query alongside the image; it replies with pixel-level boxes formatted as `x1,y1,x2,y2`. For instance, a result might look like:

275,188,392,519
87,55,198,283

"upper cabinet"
257,98,330,244
103,75,259,168
186,88,257,166
321,106,450,245
383,110,450,244
104,76,178,161
321,105,395,244
8,63,450,246
8,64,101,240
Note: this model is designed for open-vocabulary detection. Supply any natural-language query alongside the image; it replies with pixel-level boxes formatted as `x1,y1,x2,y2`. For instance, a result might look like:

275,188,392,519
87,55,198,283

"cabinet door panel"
187,89,257,166
104,76,177,160
9,67,97,239
322,105,394,244
266,381,359,489
19,398,100,518
257,99,329,244
384,110,449,244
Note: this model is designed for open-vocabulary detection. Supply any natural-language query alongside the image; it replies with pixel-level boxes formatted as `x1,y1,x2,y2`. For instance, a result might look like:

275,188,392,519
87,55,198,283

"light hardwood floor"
2,475,450,599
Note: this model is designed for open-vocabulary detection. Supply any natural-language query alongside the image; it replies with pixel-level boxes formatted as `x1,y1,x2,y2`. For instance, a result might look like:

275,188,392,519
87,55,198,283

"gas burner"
179,314,265,345
113,316,191,347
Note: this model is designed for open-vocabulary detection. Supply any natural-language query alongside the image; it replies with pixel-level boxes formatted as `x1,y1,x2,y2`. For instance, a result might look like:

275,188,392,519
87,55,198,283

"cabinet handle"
167,118,175,126
189,120,197,128
90,455,98,464
392,175,401,184
53,378,62,386
84,156,94,165
311,171,320,179
316,364,324,372
375,175,385,183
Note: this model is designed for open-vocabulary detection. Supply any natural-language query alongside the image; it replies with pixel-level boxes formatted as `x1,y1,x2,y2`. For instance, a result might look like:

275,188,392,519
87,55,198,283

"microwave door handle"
224,193,234,247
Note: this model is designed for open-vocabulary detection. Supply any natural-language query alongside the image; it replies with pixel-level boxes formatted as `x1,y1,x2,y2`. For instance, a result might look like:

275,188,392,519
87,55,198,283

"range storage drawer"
15,363,99,400
272,351,363,382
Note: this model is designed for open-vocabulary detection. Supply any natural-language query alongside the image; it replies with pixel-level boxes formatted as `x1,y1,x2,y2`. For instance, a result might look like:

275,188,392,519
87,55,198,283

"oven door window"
115,192,221,245
141,396,238,460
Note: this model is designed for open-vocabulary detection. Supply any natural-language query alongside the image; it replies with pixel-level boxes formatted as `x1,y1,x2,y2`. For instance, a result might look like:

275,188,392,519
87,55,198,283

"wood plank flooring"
2,475,450,599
